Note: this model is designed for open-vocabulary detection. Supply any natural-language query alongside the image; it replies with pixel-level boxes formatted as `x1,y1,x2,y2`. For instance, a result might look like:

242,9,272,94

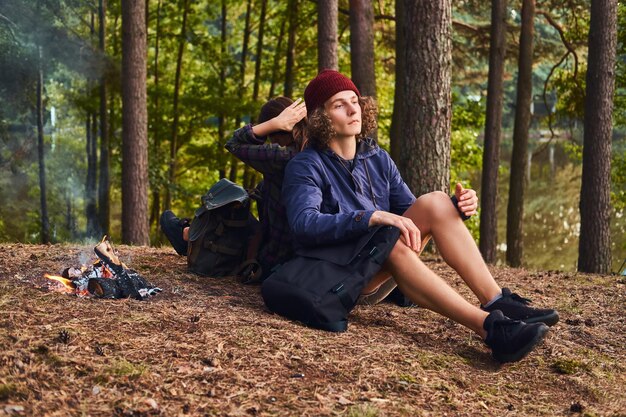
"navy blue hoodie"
282,138,416,248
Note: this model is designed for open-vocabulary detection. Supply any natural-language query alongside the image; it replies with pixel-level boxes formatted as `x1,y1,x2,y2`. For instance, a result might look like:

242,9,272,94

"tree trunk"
253,0,267,101
165,0,189,210
479,0,507,263
578,0,617,273
284,0,298,97
121,0,149,245
390,0,405,163
229,0,252,183
349,0,376,98
149,0,161,234
86,113,99,237
397,0,452,197
36,46,50,244
218,0,227,179
268,13,286,99
317,0,338,71
506,0,534,267
98,0,110,236
86,12,99,238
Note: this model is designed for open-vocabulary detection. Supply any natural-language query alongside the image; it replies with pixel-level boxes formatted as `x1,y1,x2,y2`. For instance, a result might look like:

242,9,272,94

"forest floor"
0,243,625,417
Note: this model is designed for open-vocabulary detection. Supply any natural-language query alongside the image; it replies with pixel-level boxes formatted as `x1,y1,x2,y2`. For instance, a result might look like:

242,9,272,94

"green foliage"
451,95,484,240
612,139,626,211
615,1,626,128
552,65,586,122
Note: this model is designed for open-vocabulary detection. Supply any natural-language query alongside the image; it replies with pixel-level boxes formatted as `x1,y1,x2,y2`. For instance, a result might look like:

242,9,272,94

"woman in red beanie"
280,70,558,363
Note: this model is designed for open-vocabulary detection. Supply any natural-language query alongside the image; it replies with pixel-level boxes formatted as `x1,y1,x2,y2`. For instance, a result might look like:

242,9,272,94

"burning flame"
45,274,75,292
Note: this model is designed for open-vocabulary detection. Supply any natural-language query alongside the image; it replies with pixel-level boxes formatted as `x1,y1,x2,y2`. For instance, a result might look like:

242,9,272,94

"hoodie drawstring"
333,153,378,210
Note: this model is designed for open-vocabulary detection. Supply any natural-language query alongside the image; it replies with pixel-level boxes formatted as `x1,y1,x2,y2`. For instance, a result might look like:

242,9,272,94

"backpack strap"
331,283,354,310
314,319,348,332
203,241,241,256
220,218,249,228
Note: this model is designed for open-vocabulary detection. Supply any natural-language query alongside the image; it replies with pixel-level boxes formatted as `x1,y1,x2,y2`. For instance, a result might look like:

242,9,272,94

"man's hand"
369,211,421,252
454,183,478,217
274,98,307,132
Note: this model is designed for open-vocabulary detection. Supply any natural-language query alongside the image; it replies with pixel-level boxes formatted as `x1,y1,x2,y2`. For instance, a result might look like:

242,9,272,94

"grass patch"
551,358,588,375
0,383,27,401
107,358,148,379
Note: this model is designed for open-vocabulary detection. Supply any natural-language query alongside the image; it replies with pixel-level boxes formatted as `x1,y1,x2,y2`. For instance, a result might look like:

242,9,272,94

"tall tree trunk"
86,113,99,237
390,0,405,162
349,0,376,98
229,0,252,183
253,0,267,101
245,0,268,189
397,0,452,197
121,0,149,245
317,0,338,71
165,0,190,210
578,0,617,273
217,0,227,179
479,0,507,263
506,0,534,267
98,0,110,236
86,13,99,238
268,12,286,99
149,0,162,234
36,46,50,244
284,0,298,97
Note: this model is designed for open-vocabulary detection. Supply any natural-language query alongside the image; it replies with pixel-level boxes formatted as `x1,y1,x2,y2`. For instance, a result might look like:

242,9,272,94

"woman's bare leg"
382,240,489,338
361,235,431,295
403,192,501,305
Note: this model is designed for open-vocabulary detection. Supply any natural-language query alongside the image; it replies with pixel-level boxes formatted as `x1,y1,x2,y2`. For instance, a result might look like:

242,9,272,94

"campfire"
45,236,161,300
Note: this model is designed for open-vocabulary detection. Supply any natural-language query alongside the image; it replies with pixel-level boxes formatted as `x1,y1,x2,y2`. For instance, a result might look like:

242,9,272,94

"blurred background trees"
0,0,624,273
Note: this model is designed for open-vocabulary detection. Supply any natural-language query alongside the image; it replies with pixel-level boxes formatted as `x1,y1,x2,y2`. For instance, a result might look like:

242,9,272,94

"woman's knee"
414,191,456,223
387,239,416,263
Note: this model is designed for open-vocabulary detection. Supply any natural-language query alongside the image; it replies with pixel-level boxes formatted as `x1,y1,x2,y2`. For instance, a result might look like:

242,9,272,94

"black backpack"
187,179,259,278
261,226,400,332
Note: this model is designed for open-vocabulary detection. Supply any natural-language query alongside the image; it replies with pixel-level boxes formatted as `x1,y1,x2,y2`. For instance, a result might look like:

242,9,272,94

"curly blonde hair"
306,96,378,150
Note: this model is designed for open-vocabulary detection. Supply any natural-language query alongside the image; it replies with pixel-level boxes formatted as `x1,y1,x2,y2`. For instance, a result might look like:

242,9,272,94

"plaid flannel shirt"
225,124,298,276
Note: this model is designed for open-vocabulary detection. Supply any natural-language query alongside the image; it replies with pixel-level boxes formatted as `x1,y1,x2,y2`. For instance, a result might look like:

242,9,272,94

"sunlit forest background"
0,0,624,272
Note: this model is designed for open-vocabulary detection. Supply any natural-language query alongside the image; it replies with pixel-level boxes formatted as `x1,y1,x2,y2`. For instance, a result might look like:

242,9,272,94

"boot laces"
509,292,532,305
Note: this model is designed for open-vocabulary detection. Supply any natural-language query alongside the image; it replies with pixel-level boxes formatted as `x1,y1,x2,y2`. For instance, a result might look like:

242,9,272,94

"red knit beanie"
304,69,360,114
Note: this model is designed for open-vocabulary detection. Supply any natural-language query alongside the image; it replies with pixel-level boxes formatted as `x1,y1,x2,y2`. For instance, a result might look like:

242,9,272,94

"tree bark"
149,0,161,234
284,0,298,97
229,0,252,183
390,0,405,163
165,0,189,210
98,0,110,236
253,0,267,101
397,0,452,197
268,12,286,99
36,45,50,244
121,0,149,245
86,13,99,238
479,0,507,263
218,0,227,179
349,0,376,98
578,0,617,273
86,113,99,237
317,0,338,71
506,0,534,267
